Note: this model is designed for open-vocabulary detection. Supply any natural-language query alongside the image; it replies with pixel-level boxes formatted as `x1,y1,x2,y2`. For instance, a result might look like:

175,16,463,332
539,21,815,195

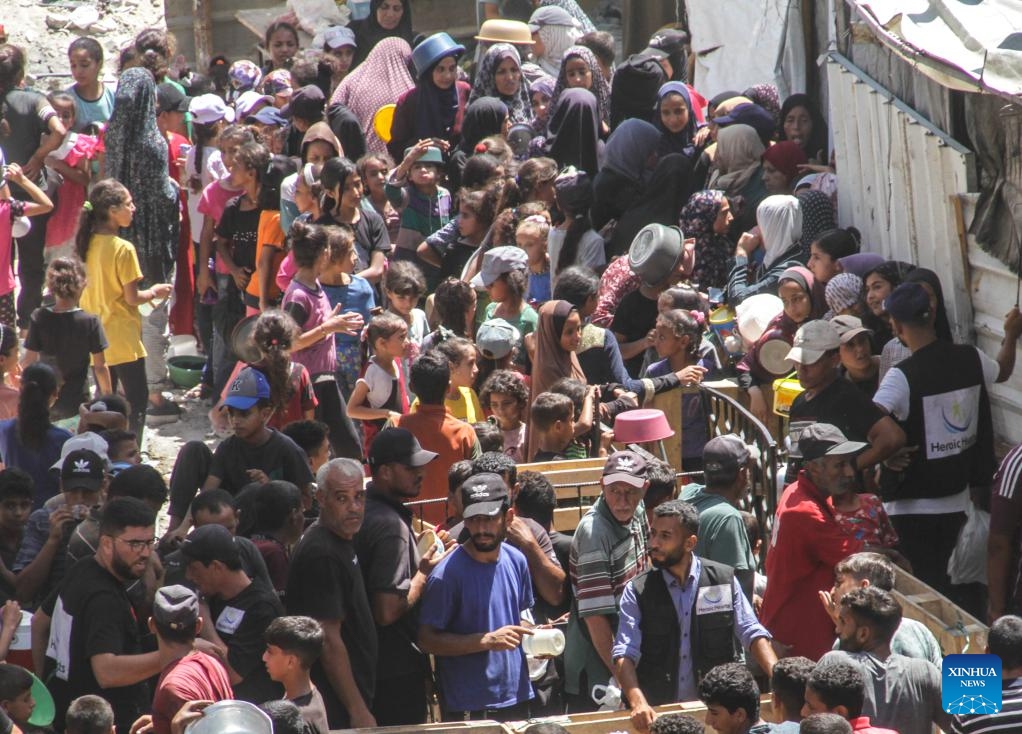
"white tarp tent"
686,0,806,99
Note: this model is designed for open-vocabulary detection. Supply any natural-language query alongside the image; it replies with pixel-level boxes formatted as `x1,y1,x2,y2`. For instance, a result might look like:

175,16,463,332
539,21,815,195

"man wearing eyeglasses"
42,497,162,734
564,450,651,711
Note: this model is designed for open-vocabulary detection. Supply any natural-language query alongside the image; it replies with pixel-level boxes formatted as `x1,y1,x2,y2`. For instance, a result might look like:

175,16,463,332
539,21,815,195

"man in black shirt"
287,458,378,730
182,523,284,703
44,498,162,733
357,428,440,725
784,320,904,484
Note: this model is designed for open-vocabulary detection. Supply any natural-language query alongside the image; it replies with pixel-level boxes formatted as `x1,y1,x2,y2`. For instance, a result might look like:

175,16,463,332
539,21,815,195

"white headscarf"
756,195,803,269
536,22,583,77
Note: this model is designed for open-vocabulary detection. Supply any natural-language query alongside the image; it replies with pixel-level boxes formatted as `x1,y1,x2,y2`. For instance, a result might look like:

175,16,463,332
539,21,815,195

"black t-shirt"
353,488,427,679
785,376,884,482
612,289,660,377
440,242,478,282
287,523,378,729
46,557,150,733
1,90,50,167
292,685,330,734
162,536,273,590
25,307,108,418
209,578,284,703
209,429,314,495
216,198,261,271
316,207,391,273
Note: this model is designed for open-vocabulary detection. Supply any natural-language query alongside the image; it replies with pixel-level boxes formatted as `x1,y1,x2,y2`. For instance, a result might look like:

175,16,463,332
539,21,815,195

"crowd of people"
1,0,1022,733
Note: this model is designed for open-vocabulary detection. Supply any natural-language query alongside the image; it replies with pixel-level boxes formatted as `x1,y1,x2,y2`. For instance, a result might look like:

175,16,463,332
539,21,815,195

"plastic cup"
522,628,565,657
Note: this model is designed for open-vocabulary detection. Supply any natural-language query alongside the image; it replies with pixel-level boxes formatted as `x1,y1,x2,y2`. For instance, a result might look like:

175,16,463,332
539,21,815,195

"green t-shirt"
680,484,755,571
484,301,539,338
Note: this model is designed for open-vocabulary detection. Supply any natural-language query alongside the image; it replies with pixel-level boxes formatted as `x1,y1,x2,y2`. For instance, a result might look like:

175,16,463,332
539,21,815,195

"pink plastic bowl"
613,409,675,443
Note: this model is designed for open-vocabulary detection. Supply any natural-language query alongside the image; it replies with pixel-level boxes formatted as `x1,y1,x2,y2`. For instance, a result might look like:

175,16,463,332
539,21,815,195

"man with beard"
44,497,162,733
287,458,378,730
613,500,776,732
761,425,866,660
355,428,442,725
418,473,535,721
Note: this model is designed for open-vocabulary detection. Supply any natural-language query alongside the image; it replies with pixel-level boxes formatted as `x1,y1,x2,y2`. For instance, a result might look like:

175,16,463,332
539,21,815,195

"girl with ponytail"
78,179,173,439
549,167,604,278
317,157,389,284
0,362,70,506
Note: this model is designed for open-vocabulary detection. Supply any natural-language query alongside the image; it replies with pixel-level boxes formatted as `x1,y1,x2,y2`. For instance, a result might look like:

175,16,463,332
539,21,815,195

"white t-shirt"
186,146,228,242
874,344,998,516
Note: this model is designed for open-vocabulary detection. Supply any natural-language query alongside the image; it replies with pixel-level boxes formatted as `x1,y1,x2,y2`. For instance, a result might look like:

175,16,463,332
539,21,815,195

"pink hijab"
330,37,415,154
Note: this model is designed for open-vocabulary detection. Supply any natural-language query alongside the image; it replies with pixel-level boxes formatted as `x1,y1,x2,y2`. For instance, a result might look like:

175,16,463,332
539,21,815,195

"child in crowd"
77,180,172,438
0,664,36,733
530,391,575,462
23,258,110,420
479,369,529,462
65,695,115,734
1,163,53,329
441,460,473,532
66,37,115,132
549,167,604,278
549,377,601,458
101,429,141,473
385,141,452,263
472,422,503,454
281,420,332,476
474,318,521,390
432,337,483,423
0,326,18,421
421,187,496,281
249,156,298,314
423,277,478,351
358,154,400,243
516,215,552,306
282,222,364,460
42,92,96,262
185,94,233,234
263,616,330,734
530,77,554,132
320,226,376,398
0,469,32,597
830,479,899,548
383,261,429,390
475,246,539,341
347,312,410,451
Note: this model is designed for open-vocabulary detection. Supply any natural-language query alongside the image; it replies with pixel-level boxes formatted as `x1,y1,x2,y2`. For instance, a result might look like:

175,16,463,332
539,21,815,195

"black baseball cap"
156,82,191,114
460,473,509,519
368,428,438,468
282,85,325,121
797,424,867,461
702,435,751,482
180,524,241,567
61,448,105,491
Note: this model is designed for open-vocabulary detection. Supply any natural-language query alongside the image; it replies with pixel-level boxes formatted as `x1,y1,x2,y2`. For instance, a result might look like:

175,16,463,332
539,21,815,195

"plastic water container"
5,610,33,672
348,0,370,21
167,334,199,359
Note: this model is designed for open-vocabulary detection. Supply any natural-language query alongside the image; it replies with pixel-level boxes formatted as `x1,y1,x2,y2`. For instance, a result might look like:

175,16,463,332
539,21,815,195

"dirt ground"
143,387,217,479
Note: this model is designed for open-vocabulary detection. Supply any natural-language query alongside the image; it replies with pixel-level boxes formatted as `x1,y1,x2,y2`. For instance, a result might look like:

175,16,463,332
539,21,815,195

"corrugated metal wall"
828,51,1022,444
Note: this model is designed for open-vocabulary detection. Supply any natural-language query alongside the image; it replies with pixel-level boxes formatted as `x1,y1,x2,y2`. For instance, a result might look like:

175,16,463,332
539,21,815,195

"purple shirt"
282,279,336,377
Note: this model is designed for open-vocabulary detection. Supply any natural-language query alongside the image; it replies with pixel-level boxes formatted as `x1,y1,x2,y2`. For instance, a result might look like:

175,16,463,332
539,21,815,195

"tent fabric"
850,0,1022,98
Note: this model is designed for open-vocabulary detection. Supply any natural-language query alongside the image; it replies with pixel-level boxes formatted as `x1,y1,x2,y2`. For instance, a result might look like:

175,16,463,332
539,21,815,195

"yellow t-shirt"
80,234,145,367
410,386,484,423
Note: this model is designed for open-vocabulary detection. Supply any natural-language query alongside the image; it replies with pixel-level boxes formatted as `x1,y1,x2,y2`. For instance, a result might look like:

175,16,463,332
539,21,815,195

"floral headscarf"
103,67,179,283
743,83,781,125
469,44,533,125
549,45,610,130
681,190,735,290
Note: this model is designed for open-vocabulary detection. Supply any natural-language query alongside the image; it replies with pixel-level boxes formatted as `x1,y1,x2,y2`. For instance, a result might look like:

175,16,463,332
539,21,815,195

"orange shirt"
245,210,286,305
394,404,480,527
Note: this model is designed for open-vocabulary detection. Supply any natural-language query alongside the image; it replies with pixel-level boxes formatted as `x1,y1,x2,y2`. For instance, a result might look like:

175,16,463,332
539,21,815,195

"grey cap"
797,424,867,461
153,584,199,632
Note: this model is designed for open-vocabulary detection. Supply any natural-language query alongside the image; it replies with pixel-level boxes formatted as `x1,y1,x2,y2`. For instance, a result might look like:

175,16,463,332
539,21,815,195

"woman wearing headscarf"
528,6,583,78
780,92,829,164
681,190,735,291
330,37,415,154
350,0,414,67
536,0,597,33
538,87,601,174
389,33,471,161
654,82,699,158
103,66,181,418
726,194,803,304
761,140,808,195
548,45,611,134
708,124,767,239
796,189,836,256
608,154,694,258
742,83,781,126
470,44,533,125
591,118,661,230
447,97,510,191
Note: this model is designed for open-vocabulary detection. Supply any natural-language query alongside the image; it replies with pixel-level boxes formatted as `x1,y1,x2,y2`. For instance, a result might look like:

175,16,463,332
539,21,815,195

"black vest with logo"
632,559,739,706
883,340,995,501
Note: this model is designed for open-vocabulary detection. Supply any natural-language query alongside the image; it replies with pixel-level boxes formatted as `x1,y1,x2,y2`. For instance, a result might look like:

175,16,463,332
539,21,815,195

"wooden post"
193,0,213,70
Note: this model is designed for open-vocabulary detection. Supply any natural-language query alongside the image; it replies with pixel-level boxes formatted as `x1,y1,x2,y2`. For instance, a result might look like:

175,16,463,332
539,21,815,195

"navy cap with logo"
602,450,648,489
222,367,271,411
60,448,105,491
460,473,509,519
797,423,868,461
368,427,438,468
884,282,931,323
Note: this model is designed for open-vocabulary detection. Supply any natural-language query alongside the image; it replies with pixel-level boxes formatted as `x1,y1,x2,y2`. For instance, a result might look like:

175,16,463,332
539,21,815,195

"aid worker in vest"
612,499,778,732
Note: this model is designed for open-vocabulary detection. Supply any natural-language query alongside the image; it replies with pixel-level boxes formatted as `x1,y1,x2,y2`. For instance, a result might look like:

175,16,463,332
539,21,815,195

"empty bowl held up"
613,408,675,444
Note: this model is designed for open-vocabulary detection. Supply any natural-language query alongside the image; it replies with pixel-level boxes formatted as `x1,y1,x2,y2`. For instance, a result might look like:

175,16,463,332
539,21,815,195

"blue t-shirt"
419,543,535,712
66,84,115,132
322,276,376,348
527,270,551,307
0,419,72,508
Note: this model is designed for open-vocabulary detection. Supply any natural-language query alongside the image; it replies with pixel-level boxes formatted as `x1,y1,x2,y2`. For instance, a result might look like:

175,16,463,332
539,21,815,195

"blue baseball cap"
245,105,287,127
222,367,270,410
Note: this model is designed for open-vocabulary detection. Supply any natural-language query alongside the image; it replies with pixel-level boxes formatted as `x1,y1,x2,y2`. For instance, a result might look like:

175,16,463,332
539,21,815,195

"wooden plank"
553,506,590,533
649,387,684,470
893,568,988,655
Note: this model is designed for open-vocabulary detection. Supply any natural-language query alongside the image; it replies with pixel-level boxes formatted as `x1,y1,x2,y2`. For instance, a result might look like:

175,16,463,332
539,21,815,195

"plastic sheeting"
849,0,1022,98
686,0,806,100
